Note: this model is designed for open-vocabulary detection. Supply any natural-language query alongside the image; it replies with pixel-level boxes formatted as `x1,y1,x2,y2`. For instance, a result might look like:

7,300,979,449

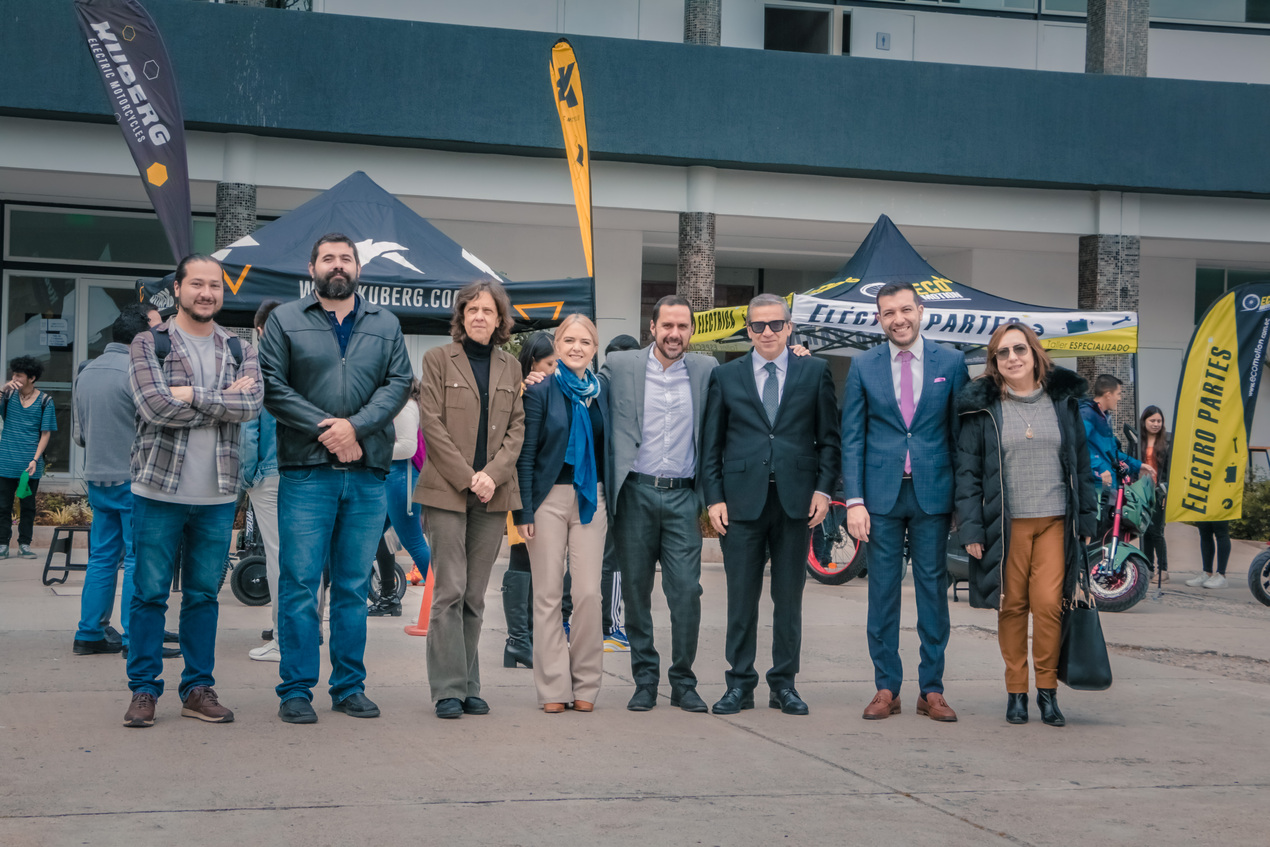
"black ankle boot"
502,570,533,669
1006,692,1028,724
1037,688,1065,726
367,596,402,617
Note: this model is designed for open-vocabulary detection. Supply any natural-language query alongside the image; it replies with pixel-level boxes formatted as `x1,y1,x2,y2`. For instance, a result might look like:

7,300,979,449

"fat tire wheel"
369,563,408,603
1248,549,1270,607
230,554,271,607
807,513,867,585
1090,551,1150,613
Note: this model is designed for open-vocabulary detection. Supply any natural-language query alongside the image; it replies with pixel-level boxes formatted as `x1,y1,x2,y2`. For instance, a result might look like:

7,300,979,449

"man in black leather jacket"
258,232,412,725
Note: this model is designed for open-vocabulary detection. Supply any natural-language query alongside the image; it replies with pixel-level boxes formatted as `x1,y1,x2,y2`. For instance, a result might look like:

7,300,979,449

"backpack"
149,327,243,370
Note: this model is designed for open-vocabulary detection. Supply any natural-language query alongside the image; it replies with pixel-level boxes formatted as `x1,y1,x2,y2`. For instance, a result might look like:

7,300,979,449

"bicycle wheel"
807,502,866,585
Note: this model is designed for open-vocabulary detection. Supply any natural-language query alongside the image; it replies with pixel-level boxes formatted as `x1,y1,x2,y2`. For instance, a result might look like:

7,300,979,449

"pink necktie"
899,350,914,474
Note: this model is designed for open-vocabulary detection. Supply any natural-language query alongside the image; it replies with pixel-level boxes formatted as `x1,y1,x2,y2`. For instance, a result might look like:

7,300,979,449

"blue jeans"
75,482,136,645
127,496,236,700
276,466,387,704
866,478,951,697
387,460,431,578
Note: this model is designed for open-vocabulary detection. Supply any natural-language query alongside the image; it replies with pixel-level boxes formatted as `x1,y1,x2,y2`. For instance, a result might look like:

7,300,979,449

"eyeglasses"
748,320,787,334
994,343,1031,362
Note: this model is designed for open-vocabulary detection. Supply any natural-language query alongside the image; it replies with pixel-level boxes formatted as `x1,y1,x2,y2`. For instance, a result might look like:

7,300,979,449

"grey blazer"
601,345,718,515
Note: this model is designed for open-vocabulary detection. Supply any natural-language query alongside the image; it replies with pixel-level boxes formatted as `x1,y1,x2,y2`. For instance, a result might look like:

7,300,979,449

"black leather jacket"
259,293,413,473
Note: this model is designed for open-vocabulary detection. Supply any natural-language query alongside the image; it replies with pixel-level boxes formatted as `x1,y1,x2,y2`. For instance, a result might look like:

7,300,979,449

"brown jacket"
413,342,525,513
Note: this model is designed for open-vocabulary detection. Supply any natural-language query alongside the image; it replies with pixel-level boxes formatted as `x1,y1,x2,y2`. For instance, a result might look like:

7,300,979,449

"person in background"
240,299,285,661
955,323,1097,727
502,331,558,670
1187,522,1231,589
1137,405,1170,583
369,378,433,617
599,332,640,655
515,315,609,714
416,280,525,719
145,306,162,328
1080,374,1155,494
72,306,172,658
0,356,56,560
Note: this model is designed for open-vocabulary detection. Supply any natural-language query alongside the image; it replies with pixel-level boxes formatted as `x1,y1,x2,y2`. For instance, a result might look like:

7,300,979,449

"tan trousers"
526,484,606,706
999,515,1065,693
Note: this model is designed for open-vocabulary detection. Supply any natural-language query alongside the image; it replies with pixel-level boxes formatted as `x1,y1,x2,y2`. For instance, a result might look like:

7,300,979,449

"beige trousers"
526,484,606,706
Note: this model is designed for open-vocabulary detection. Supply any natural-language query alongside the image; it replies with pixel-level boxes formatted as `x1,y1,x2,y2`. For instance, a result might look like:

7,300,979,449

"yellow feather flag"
550,38,594,278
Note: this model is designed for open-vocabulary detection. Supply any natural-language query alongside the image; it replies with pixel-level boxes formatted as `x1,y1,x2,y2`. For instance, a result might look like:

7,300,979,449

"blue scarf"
554,366,601,524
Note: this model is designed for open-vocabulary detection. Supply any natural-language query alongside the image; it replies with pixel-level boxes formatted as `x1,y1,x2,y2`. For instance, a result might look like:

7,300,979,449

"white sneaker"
1202,574,1228,589
249,640,281,662
1185,574,1209,587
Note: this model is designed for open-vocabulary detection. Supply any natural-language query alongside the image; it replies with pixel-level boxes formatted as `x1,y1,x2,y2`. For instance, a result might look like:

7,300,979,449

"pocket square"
933,377,946,383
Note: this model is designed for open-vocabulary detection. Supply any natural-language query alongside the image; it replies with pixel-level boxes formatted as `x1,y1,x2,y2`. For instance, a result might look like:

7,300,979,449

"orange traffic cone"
404,567,434,636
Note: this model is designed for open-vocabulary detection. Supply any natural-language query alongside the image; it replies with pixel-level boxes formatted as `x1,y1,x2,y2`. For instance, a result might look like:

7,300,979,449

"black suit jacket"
514,375,609,526
701,351,840,522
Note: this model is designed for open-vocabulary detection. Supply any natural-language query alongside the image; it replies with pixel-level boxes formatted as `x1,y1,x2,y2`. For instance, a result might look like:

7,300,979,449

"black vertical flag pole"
74,0,192,263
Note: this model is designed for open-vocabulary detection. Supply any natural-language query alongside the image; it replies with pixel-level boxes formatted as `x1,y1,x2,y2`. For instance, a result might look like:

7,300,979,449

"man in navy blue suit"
842,282,969,722
702,294,840,717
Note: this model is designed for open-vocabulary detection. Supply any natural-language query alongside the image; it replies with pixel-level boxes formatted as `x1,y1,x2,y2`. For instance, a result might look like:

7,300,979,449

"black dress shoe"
462,696,490,715
1037,688,1066,727
769,688,809,715
163,630,179,644
671,687,708,713
73,638,122,655
332,692,381,718
627,684,658,712
1007,692,1029,724
366,597,402,617
103,625,123,646
120,645,182,660
279,698,318,724
711,687,755,715
435,698,463,719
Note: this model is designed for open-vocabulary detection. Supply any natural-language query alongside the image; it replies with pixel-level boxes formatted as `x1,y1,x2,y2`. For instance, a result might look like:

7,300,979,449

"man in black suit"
702,294,840,716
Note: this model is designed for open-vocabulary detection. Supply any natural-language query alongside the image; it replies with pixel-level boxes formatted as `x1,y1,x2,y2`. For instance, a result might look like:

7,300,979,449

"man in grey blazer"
603,295,717,713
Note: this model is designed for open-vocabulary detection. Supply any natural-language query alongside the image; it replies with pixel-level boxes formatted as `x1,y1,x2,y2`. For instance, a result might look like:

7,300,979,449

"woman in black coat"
954,323,1098,727
514,315,609,714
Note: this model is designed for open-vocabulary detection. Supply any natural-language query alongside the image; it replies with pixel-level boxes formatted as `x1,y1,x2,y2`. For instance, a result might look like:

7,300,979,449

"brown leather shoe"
181,686,234,723
572,700,594,712
543,702,566,714
916,692,958,722
123,692,156,728
862,690,900,720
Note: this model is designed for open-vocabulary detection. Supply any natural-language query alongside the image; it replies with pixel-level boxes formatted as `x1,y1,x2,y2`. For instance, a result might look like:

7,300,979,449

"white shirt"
888,336,924,411
631,354,695,479
752,347,790,405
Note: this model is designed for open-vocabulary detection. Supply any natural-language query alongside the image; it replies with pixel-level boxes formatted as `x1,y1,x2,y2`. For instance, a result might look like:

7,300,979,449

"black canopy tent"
138,172,595,335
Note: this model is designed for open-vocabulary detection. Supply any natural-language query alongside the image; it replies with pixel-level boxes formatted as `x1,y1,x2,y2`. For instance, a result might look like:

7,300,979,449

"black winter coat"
953,367,1099,610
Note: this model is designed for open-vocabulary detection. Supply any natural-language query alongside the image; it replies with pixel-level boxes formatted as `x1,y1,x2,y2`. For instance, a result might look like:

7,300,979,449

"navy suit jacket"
702,351,840,522
841,339,969,516
514,375,609,527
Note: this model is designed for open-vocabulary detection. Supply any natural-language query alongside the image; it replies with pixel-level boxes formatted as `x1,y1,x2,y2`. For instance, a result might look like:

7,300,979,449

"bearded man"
257,233,413,725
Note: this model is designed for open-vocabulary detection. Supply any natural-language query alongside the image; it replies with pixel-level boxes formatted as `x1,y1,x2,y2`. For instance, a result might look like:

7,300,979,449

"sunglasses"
994,343,1031,361
748,320,787,334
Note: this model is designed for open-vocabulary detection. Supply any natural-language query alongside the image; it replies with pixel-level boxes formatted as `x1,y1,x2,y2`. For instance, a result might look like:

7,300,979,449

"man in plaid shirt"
123,255,263,729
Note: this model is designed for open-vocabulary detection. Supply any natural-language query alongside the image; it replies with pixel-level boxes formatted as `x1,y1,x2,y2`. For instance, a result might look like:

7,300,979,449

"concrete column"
216,134,258,251
683,0,721,46
1086,0,1149,76
1077,192,1141,433
679,4,720,309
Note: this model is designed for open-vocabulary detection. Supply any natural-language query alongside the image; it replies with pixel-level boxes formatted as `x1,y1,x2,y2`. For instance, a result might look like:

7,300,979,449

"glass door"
69,279,141,478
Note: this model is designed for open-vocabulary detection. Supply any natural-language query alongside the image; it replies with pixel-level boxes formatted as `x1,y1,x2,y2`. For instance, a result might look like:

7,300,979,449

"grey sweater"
1001,386,1066,519
72,342,136,484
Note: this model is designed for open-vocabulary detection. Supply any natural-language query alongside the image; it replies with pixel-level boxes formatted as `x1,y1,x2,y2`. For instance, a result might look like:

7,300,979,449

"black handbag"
1057,556,1113,691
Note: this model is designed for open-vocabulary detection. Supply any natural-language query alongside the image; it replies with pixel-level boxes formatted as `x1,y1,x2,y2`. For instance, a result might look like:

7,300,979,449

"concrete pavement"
2,523,1268,846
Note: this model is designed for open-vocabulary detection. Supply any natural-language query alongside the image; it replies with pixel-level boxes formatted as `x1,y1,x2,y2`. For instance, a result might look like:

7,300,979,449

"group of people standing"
5,230,1187,729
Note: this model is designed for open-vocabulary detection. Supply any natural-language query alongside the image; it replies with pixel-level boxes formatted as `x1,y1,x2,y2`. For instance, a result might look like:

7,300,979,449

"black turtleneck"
463,337,493,472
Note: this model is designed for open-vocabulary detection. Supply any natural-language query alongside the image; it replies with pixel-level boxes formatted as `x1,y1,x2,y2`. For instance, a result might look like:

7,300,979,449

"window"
1195,267,1270,324
5,206,215,268
765,6,833,54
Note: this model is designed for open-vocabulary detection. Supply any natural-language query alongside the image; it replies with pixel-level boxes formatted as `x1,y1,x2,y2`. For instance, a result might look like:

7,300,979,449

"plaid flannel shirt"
129,322,263,494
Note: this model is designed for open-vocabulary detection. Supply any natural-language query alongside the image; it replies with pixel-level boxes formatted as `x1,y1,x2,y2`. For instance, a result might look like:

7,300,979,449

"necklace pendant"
1026,425,1034,439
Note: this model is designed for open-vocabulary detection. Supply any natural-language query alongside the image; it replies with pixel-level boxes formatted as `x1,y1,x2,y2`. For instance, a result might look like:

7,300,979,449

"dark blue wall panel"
4,0,1268,196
